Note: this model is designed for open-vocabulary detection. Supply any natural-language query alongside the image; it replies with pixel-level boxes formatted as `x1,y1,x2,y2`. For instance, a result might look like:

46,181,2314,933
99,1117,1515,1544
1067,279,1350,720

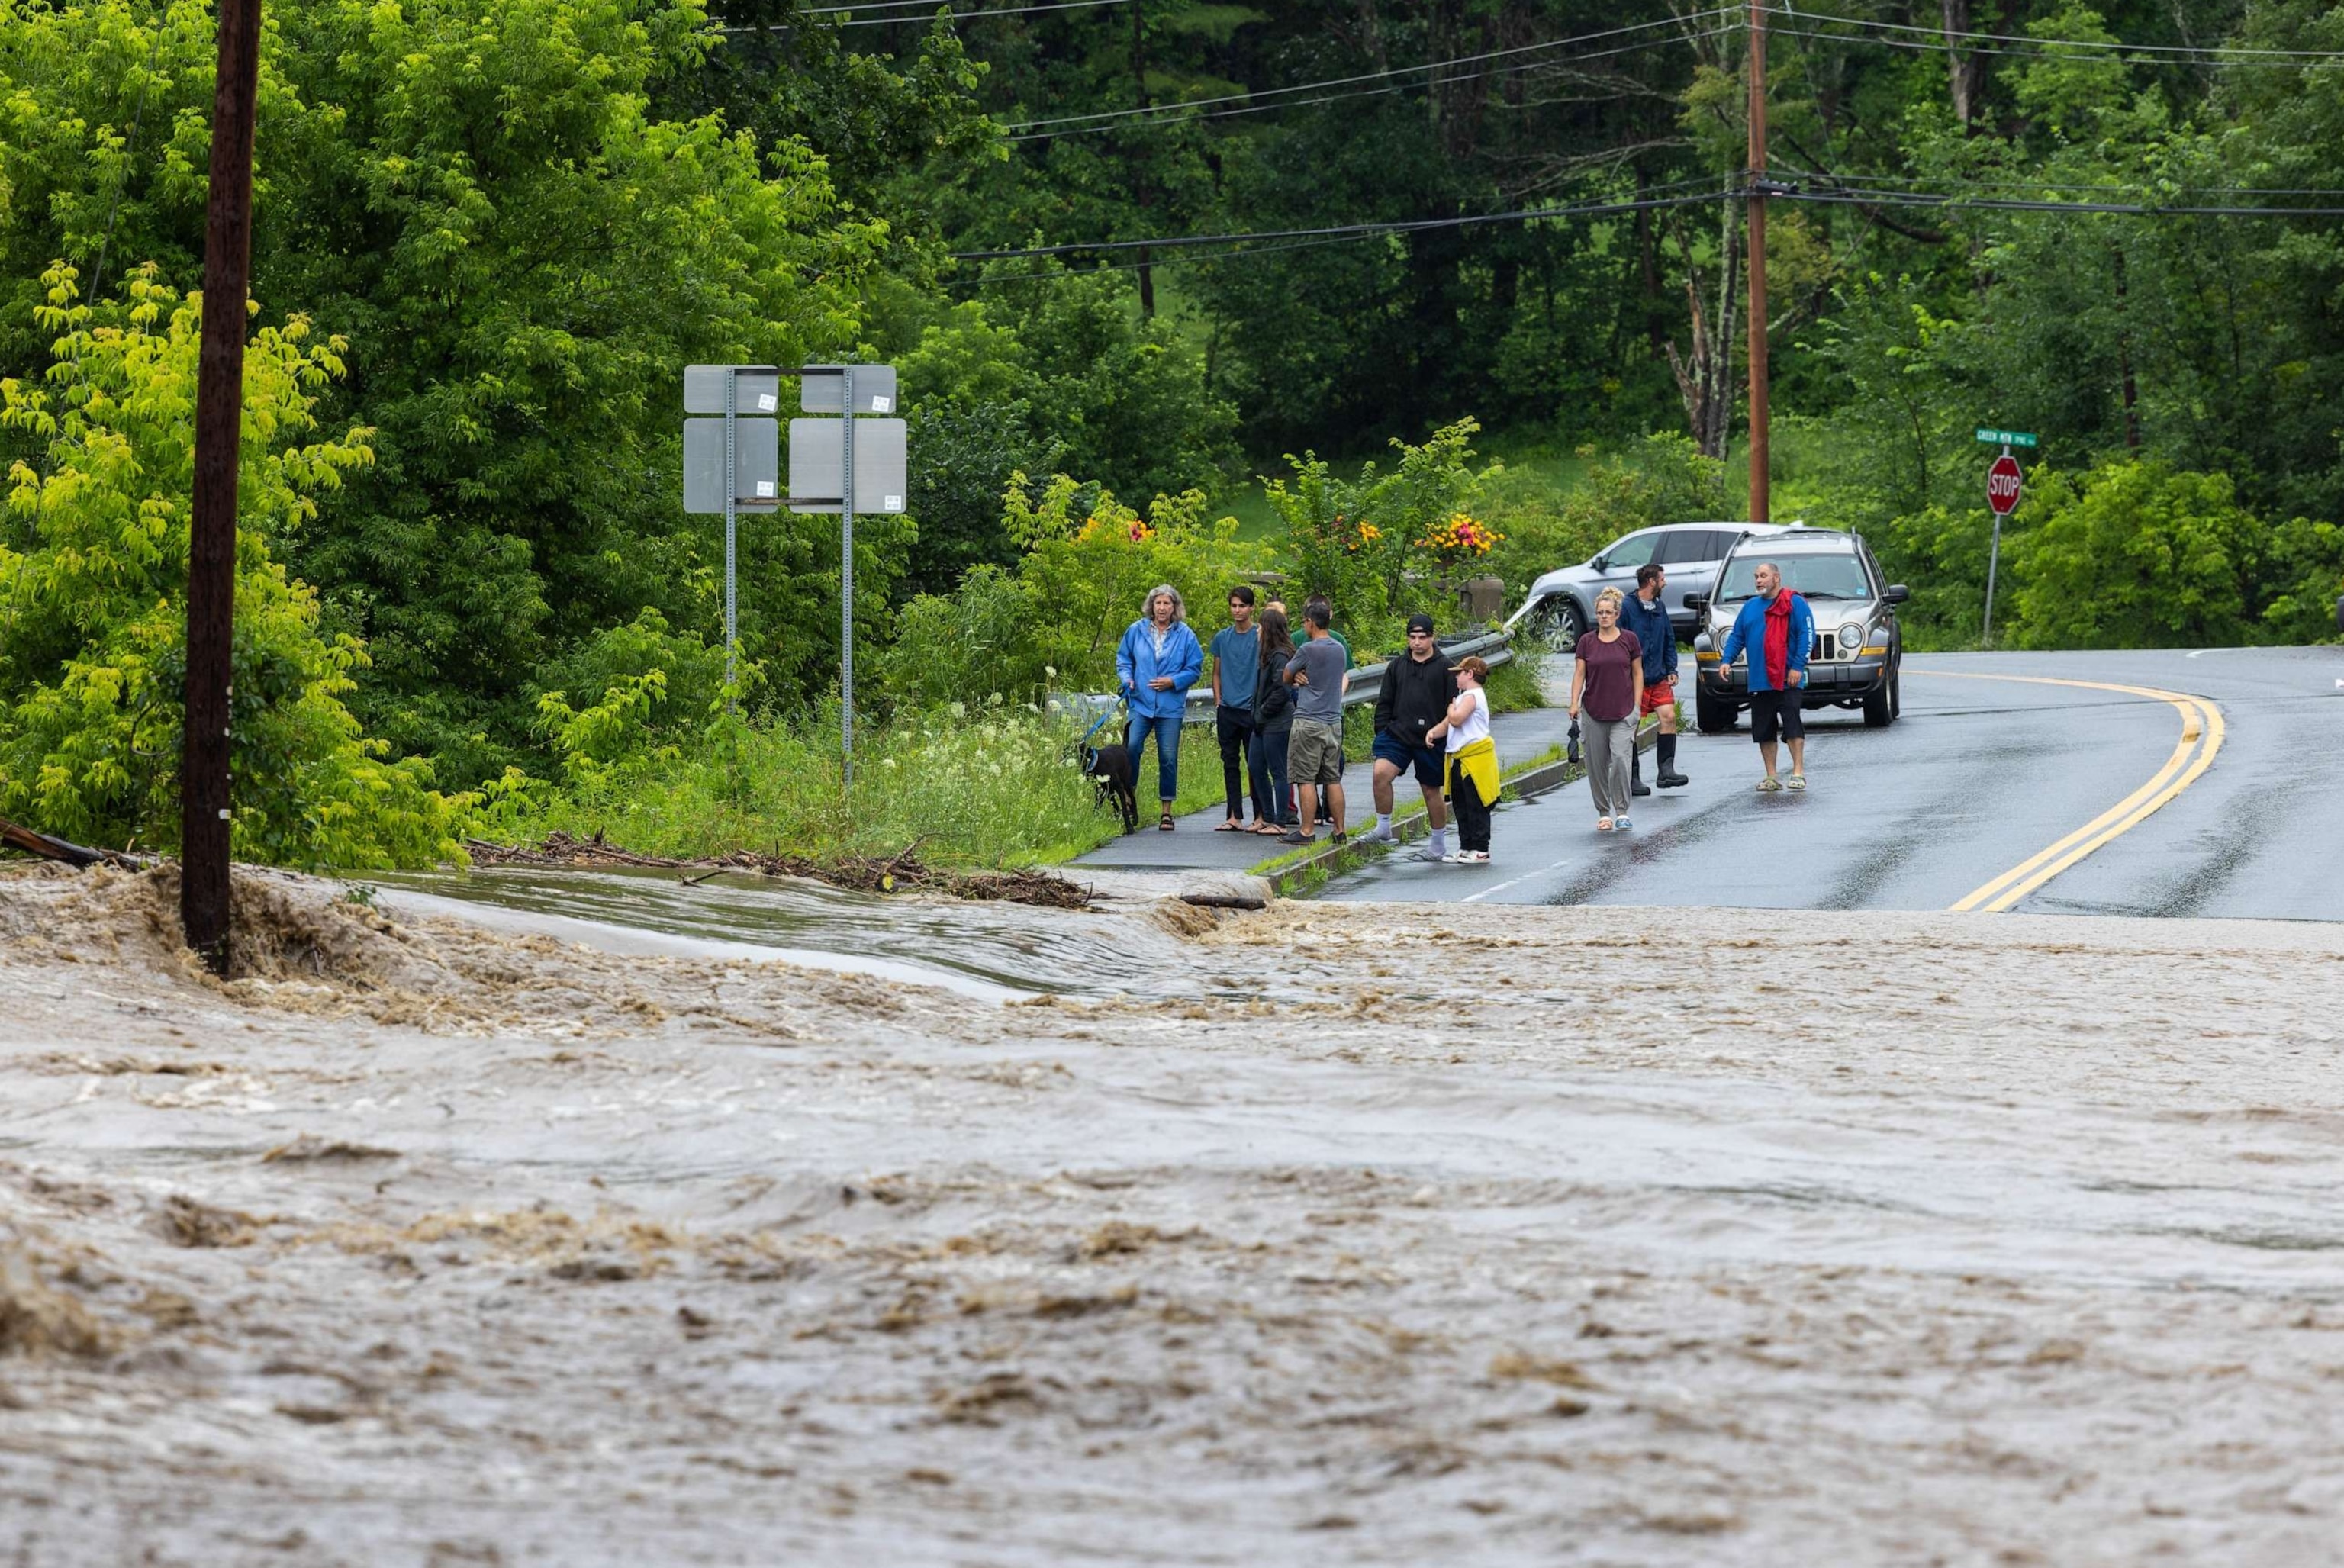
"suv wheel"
1695,690,1738,733
1540,596,1585,644
1863,671,1895,728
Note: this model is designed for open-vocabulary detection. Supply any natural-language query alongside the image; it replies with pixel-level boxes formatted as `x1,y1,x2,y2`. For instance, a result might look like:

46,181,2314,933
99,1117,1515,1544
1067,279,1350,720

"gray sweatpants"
1583,715,1637,819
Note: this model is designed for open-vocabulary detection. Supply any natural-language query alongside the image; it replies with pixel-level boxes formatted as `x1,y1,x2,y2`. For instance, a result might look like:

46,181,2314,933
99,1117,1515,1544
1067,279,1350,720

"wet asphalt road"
1325,646,2344,919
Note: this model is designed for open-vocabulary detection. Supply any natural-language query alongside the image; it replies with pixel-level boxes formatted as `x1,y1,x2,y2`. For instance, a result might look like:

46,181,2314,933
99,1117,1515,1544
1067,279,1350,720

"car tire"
1889,666,1901,719
1695,691,1737,733
1863,677,1893,727
1554,597,1586,645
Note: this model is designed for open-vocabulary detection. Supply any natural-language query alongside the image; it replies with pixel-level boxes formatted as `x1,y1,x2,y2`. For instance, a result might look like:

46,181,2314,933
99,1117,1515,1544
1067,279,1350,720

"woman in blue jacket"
1116,584,1204,830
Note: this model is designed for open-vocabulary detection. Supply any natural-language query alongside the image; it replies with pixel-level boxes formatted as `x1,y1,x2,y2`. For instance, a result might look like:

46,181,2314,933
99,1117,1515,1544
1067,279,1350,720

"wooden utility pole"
182,0,264,974
1745,0,1772,524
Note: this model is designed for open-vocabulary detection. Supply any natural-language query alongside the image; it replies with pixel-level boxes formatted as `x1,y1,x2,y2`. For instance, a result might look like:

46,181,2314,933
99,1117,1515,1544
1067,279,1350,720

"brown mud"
2,862,2342,1564
465,830,1092,909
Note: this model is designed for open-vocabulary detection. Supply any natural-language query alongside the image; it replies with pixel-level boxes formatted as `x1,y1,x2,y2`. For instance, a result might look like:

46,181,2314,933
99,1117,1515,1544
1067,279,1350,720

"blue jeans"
1127,711,1182,804
1251,726,1295,825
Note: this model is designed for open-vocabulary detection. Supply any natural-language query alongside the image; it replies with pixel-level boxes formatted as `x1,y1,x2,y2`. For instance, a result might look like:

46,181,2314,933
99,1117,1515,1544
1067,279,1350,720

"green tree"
0,266,467,866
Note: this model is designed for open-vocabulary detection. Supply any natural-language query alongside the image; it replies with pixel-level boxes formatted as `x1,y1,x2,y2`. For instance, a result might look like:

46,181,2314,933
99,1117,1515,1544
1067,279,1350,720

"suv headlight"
1838,623,1863,655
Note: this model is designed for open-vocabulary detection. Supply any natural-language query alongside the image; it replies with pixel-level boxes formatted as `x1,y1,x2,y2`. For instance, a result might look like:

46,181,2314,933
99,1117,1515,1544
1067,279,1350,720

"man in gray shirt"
1279,596,1349,843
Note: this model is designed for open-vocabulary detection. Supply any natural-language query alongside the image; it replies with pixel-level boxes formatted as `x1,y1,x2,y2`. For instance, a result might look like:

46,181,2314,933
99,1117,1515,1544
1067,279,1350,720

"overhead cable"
1005,26,1737,141
716,0,1136,33
950,185,1737,262
1767,19,2344,69
1003,8,1738,130
1765,4,2344,63
1777,180,2344,217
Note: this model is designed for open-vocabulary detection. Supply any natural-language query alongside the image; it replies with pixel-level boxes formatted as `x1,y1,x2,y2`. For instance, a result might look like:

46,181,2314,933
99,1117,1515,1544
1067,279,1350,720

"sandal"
1249,821,1283,836
1756,778,1784,793
1159,812,1176,831
1785,774,1807,791
1214,819,1245,832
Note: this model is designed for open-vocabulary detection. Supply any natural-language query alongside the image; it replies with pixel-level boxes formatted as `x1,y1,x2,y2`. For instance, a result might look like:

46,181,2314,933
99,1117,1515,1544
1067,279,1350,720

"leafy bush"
0,266,468,867
881,473,1270,706
1483,433,1729,597
1264,417,1491,649
2009,460,2344,648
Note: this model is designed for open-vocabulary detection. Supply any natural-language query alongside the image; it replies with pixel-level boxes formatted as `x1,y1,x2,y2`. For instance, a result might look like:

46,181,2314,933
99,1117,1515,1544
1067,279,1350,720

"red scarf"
1763,590,1801,690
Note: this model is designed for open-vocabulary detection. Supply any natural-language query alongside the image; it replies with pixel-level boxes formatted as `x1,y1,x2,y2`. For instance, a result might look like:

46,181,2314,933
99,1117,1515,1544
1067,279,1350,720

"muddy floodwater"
4,863,2342,1565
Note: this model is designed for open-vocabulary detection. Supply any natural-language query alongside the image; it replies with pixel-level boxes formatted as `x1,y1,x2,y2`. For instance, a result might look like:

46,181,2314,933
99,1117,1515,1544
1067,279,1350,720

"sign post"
685,365,903,771
1977,432,2032,644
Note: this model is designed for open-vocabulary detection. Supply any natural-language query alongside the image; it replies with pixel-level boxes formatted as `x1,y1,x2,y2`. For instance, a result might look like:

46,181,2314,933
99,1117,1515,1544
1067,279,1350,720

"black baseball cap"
1405,613,1437,635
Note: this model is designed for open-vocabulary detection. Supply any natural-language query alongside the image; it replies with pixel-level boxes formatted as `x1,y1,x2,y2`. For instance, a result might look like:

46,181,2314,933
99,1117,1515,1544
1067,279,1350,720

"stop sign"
1987,453,2024,516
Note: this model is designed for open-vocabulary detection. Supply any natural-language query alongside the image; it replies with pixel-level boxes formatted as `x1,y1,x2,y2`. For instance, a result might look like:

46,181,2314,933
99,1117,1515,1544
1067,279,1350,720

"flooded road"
372,865,1215,1002
4,864,2342,1563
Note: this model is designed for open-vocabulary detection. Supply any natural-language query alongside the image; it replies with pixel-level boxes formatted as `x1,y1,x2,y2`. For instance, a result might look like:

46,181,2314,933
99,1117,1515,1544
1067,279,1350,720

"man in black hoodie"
1364,613,1460,861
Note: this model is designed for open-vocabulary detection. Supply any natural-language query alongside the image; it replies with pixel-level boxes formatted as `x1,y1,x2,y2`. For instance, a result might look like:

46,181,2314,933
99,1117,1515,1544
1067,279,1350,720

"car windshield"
1715,552,1871,602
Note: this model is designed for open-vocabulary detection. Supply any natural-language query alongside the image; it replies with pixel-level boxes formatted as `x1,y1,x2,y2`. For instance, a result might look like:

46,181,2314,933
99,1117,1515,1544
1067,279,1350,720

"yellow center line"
1911,671,2226,913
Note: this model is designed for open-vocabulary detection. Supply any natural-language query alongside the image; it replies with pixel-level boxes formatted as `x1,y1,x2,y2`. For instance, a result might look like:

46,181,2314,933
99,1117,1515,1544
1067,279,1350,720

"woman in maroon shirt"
1566,586,1645,831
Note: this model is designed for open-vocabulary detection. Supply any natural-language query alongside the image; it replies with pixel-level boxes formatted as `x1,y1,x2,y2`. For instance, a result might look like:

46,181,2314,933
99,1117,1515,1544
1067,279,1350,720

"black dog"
1081,740,1141,835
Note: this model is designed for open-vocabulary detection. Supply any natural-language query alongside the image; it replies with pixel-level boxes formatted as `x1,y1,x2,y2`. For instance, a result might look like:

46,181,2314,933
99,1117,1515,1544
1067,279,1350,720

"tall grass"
479,700,1232,867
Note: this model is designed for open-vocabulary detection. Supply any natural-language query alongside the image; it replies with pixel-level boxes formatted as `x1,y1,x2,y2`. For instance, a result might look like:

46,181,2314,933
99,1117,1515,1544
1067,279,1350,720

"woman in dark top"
1566,586,1645,832
1250,607,1299,832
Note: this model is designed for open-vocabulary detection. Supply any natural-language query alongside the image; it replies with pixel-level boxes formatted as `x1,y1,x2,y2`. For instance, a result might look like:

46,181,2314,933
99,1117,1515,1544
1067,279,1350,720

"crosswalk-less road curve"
1326,647,2342,919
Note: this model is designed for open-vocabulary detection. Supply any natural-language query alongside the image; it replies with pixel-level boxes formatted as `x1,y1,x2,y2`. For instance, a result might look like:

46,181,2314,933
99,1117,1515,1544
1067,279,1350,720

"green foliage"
0,266,467,867
882,472,1267,706
485,696,1228,867
891,275,1240,597
2008,461,2344,649
1484,434,1730,596
1263,418,1490,648
0,0,896,787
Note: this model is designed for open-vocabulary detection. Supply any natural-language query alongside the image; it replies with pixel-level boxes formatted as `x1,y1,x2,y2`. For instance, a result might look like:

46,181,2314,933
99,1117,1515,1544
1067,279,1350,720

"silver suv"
1689,529,1907,731
1507,521,1787,642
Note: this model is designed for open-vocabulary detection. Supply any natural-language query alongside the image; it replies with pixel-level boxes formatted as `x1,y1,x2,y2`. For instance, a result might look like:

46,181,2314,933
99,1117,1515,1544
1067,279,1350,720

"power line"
1766,3,2344,64
951,184,1737,262
1776,179,2344,217
1005,26,1737,141
716,0,1135,33
951,171,2344,275
1789,169,2344,199
1768,18,2344,71
1003,8,1737,131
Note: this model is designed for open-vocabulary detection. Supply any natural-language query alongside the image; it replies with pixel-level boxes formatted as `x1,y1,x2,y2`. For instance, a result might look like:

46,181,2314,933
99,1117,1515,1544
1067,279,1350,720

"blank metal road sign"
788,418,908,514
797,364,899,415
682,365,782,415
682,417,779,513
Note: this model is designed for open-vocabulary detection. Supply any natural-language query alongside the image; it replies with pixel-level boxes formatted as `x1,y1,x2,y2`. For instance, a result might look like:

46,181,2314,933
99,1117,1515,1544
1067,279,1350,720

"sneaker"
1409,848,1449,864
1361,821,1399,845
1277,830,1315,845
1329,829,1349,845
1443,849,1489,864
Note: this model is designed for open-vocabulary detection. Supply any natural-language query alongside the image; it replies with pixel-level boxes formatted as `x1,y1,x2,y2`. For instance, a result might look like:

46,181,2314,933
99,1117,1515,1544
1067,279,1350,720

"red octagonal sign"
1987,453,2024,516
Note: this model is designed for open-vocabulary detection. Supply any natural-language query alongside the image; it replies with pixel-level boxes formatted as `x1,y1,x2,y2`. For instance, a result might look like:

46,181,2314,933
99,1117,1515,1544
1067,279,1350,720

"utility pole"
1745,0,1771,525
182,0,264,975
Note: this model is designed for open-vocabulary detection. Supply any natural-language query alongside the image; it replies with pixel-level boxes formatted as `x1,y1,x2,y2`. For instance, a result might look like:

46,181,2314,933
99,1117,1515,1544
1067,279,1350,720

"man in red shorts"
1621,562,1687,792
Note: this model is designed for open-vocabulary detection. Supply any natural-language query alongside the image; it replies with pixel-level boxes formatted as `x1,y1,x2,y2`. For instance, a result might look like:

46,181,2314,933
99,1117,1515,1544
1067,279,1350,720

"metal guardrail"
1049,628,1515,730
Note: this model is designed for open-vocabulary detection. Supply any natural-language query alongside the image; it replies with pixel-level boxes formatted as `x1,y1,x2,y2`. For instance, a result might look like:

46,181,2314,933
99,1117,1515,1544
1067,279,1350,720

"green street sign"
1975,427,2039,448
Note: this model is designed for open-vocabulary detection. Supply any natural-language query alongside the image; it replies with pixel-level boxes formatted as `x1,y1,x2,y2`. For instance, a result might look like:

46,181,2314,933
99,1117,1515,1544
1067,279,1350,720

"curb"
1261,716,1660,898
